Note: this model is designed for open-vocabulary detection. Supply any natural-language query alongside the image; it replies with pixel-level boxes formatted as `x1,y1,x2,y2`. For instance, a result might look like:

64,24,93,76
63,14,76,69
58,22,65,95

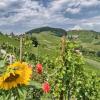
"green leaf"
30,80,41,89
17,87,27,100
5,93,11,100
0,60,5,68
0,96,3,100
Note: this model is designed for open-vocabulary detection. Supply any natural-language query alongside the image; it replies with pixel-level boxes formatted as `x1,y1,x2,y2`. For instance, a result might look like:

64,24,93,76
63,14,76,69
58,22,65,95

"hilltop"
26,26,67,36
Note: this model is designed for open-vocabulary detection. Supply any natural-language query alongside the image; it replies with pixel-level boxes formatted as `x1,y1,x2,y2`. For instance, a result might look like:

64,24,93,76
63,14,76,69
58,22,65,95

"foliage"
50,39,100,100
31,36,39,47
96,51,100,57
0,30,100,99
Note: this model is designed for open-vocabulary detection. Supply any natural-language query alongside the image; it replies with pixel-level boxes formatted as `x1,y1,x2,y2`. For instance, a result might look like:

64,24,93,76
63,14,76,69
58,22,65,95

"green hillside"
26,28,100,76
0,28,100,75
26,26,67,36
25,31,61,58
67,30,100,51
0,33,19,47
0,28,100,56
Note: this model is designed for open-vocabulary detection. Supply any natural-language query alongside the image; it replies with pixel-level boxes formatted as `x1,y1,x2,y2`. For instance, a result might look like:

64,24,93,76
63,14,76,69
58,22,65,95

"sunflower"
0,62,32,90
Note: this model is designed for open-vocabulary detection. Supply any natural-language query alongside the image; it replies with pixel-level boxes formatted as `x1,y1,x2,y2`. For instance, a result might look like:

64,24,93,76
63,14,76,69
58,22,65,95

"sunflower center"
5,73,19,82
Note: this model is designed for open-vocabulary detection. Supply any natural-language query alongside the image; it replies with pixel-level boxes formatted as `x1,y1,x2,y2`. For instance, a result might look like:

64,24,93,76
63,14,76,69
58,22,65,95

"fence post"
20,36,23,62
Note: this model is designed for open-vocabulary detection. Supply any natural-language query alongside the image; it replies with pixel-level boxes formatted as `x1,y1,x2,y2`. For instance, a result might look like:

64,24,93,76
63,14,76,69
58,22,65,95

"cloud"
0,0,100,33
71,25,83,30
65,8,80,14
68,14,100,31
80,0,100,7
84,23,94,28
80,22,100,31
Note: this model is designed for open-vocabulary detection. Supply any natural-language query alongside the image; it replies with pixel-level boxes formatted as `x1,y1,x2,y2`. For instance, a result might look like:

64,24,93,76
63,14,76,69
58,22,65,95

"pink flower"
42,82,50,93
36,64,43,74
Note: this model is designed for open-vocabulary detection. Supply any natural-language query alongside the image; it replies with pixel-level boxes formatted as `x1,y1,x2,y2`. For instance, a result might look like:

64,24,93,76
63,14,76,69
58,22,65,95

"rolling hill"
0,27,100,55
67,30,100,51
0,27,100,75
26,26,67,36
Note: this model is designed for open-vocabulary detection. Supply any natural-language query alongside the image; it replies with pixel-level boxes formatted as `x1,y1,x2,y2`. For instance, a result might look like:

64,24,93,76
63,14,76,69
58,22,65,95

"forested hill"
26,26,67,36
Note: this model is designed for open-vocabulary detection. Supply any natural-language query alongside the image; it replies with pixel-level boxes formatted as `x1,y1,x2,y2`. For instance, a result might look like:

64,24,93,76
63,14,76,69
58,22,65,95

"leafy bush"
96,51,100,57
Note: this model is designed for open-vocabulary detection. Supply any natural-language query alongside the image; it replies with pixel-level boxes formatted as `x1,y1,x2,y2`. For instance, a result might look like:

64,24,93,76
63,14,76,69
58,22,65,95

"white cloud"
66,8,80,14
0,0,48,25
0,0,21,9
50,0,100,14
84,23,94,27
0,0,100,33
80,0,100,7
71,25,82,30
72,21,100,31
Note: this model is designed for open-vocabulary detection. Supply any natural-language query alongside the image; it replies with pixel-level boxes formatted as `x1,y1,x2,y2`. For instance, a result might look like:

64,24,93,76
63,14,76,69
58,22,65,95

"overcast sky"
0,0,100,34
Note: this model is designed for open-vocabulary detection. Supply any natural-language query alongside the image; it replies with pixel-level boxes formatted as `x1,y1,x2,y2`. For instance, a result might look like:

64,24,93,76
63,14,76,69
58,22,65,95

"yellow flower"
0,62,32,90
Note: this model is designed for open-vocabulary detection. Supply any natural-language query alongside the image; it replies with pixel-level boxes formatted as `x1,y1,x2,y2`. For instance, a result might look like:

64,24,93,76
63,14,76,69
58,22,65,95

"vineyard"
0,30,100,100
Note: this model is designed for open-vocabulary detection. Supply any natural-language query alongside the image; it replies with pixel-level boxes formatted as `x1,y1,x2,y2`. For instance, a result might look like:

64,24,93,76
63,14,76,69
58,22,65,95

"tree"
95,34,99,39
10,32,15,37
96,51,100,57
0,32,3,35
31,37,39,47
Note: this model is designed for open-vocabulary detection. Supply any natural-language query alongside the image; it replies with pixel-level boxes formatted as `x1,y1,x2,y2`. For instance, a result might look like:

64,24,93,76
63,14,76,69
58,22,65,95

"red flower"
36,64,43,74
42,82,50,93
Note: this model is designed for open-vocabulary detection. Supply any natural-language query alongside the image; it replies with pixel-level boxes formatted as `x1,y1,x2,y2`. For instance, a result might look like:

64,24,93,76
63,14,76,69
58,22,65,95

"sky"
0,0,100,34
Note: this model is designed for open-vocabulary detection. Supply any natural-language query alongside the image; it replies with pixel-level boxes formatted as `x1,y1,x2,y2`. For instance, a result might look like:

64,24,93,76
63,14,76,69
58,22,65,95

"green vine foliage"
51,40,100,100
0,37,99,100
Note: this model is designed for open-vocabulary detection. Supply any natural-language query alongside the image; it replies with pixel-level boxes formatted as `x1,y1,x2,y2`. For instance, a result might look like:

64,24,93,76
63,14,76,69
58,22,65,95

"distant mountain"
26,26,67,36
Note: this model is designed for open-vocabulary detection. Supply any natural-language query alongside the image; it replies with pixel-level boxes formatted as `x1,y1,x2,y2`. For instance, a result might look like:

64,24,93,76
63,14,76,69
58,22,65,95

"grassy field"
0,34,19,47
85,59,100,76
0,29,100,76
25,32,61,58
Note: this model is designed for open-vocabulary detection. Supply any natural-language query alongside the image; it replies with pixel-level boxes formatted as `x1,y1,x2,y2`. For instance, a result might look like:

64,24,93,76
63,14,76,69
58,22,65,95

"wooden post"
20,36,23,62
59,33,66,100
0,45,1,57
61,33,66,56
